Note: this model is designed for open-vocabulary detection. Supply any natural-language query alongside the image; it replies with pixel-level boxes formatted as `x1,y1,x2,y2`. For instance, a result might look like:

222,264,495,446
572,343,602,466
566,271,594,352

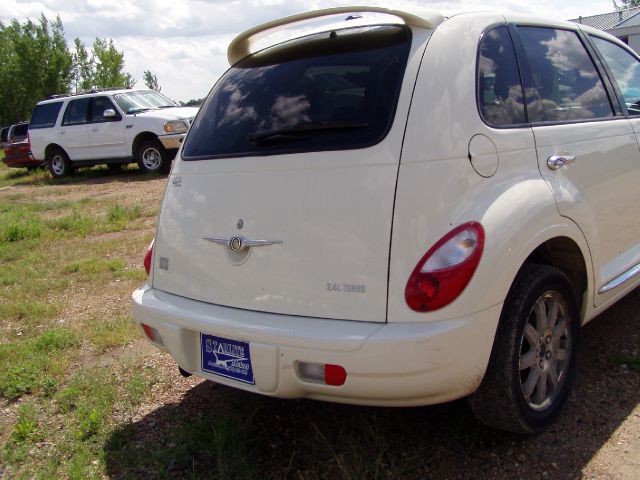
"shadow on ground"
3,165,165,187
104,289,640,479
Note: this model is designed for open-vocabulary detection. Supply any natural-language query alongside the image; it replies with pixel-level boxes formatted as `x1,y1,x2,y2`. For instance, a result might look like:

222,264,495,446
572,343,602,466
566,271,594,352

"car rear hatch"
152,24,419,322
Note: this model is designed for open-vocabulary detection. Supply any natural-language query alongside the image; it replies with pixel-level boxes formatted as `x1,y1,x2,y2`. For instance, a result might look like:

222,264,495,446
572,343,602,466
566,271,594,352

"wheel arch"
521,236,589,323
132,131,159,157
44,143,68,159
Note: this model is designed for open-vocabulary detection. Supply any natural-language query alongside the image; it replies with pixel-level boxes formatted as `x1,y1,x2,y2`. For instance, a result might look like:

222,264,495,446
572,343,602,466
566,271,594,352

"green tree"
92,38,135,89
143,70,161,91
617,0,640,8
72,38,94,92
0,15,73,125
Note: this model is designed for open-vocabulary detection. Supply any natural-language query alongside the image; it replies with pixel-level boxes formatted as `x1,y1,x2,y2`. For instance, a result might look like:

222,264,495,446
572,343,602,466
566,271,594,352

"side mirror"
103,109,116,118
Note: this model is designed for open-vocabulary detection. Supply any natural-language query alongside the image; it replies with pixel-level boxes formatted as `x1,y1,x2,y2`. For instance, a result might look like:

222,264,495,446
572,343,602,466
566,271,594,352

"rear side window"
30,102,63,129
518,27,613,122
1,127,8,142
62,98,90,126
589,36,640,116
477,25,525,126
183,25,412,159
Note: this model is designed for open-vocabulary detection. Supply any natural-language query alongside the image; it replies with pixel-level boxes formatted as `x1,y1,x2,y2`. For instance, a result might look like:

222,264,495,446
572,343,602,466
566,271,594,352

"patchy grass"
0,327,78,400
0,163,161,478
2,403,42,465
87,314,139,353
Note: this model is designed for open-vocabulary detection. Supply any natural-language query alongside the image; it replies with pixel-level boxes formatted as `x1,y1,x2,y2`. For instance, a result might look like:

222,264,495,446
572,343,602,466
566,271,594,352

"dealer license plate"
200,333,255,385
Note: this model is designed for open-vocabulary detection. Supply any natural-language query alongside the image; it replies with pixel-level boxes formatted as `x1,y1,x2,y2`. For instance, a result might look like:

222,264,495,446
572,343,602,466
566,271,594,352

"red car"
2,139,42,169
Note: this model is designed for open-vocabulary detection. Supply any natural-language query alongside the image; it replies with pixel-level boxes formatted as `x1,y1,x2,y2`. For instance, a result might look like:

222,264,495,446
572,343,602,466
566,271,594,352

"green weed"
0,328,79,400
2,403,41,464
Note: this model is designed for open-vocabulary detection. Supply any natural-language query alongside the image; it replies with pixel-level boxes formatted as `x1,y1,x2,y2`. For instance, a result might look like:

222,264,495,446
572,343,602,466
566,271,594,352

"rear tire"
136,139,168,174
47,148,72,178
469,264,579,434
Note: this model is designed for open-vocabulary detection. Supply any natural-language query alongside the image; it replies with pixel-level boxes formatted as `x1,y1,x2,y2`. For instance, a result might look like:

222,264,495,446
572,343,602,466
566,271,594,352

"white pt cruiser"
132,7,640,433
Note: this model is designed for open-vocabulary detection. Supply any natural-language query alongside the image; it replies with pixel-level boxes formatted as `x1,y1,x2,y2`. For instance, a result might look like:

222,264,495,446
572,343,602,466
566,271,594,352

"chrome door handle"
547,155,576,170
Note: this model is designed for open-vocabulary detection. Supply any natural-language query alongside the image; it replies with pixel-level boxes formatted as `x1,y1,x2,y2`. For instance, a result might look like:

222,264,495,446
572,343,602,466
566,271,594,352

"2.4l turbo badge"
327,283,366,293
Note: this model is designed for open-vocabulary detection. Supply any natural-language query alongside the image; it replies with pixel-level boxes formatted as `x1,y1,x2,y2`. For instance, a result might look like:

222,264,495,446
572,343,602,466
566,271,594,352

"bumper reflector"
297,362,347,386
141,323,164,347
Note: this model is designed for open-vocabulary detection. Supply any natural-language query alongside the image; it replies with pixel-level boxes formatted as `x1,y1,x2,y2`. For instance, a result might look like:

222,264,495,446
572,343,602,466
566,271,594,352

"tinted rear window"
14,123,28,136
30,102,63,129
183,25,412,159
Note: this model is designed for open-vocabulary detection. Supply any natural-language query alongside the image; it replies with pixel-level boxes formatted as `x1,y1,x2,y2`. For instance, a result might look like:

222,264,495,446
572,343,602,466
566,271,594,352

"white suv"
132,7,640,433
29,88,199,177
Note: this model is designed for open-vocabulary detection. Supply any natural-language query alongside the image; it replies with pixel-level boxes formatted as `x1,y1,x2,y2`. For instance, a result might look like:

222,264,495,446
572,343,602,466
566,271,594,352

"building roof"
570,6,640,30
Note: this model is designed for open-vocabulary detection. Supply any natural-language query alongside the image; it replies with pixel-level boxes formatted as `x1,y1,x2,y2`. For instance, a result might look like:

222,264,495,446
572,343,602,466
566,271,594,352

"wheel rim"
51,154,65,176
519,291,572,411
141,147,161,170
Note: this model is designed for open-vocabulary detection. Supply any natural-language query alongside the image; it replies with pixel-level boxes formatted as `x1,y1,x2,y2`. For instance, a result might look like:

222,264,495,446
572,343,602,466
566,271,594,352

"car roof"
36,88,155,105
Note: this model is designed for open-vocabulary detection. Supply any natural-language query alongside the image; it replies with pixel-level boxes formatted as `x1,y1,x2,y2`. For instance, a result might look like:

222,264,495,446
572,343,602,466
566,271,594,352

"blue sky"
0,0,621,101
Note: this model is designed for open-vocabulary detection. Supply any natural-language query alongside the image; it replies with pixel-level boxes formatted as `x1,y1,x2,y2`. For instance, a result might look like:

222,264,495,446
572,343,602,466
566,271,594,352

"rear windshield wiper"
249,121,368,143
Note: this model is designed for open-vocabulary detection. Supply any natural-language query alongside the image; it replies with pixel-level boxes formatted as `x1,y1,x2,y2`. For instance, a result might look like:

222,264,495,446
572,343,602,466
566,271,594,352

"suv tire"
47,148,72,178
137,139,168,174
469,264,579,433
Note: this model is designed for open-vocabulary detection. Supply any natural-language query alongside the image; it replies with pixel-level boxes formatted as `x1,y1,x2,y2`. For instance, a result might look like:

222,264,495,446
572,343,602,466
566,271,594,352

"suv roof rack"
46,86,132,100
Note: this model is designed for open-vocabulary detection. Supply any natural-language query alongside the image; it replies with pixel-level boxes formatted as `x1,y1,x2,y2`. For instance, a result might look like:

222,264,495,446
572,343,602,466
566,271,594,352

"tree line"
0,14,162,126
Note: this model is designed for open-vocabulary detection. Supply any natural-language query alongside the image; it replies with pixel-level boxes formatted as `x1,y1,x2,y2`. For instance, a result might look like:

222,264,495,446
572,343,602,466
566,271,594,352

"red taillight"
143,239,154,275
141,323,164,346
141,323,157,342
324,364,347,386
405,222,484,312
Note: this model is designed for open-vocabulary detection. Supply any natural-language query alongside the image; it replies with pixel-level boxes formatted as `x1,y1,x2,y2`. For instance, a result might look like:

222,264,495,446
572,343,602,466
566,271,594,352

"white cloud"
0,0,616,100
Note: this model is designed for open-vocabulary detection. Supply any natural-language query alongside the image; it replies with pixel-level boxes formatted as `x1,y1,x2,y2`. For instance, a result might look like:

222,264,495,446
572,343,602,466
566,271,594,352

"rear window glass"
1,127,8,142
30,102,63,129
183,25,412,159
13,123,28,136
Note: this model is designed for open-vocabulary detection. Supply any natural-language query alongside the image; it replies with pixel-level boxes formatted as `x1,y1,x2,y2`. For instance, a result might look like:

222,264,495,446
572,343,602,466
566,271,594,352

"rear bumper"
2,144,40,168
132,284,501,406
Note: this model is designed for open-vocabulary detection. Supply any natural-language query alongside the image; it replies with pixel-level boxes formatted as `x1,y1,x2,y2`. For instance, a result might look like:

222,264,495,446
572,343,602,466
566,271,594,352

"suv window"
62,98,90,126
183,25,412,159
30,102,63,129
91,96,121,122
12,123,28,137
477,25,525,126
518,27,613,122
589,36,640,116
0,127,8,142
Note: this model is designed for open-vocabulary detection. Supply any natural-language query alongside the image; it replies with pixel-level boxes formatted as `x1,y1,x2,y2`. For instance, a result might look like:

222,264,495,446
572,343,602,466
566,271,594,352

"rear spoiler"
227,6,444,65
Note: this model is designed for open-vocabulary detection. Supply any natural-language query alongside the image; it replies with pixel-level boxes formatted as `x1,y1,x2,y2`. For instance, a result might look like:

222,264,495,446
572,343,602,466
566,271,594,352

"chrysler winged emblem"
203,235,283,252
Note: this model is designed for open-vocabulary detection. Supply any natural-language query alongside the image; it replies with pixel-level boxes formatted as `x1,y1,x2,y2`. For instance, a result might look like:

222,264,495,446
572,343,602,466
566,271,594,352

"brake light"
405,222,484,312
143,239,154,275
297,362,348,386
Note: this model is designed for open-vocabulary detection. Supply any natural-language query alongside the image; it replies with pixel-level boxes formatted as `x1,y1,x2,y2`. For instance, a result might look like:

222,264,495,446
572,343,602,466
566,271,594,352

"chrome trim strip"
203,235,283,251
598,263,640,294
